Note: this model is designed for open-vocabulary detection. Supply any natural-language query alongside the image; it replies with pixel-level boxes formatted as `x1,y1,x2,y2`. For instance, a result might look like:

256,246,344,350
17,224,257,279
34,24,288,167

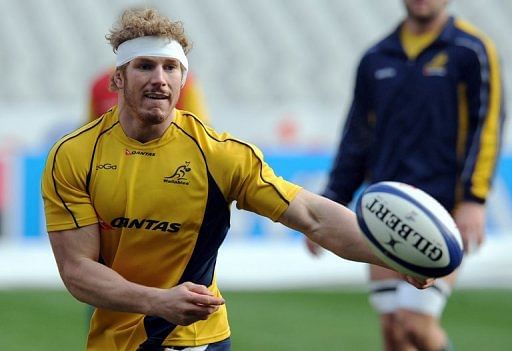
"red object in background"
89,70,118,120
277,115,299,145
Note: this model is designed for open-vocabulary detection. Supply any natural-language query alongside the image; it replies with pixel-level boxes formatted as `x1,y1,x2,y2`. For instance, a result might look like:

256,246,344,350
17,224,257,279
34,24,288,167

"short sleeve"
220,141,301,221
41,142,98,232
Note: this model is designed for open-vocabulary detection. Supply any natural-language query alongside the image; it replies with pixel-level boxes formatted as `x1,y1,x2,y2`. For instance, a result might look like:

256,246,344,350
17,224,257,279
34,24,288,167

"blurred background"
0,0,511,350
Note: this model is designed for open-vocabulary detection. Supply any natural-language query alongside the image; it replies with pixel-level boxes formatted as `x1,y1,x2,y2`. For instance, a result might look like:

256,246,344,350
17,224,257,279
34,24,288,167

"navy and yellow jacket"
324,17,506,212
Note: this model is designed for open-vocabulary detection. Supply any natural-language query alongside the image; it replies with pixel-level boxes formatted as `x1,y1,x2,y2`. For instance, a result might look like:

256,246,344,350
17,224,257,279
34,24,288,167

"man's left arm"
278,189,433,289
458,35,506,252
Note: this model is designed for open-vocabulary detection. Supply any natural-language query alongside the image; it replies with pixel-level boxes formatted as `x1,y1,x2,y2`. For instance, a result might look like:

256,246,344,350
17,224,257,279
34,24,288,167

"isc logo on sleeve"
96,163,117,170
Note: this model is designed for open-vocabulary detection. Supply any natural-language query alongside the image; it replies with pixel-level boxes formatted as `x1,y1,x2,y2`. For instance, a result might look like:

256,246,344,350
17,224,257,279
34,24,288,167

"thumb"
183,282,213,295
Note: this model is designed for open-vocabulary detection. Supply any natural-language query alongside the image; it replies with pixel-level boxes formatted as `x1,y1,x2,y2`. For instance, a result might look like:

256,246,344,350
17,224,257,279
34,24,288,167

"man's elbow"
58,262,89,303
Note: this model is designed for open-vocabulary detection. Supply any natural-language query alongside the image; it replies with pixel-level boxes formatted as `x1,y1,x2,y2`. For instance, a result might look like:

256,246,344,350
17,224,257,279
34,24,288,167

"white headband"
116,36,189,85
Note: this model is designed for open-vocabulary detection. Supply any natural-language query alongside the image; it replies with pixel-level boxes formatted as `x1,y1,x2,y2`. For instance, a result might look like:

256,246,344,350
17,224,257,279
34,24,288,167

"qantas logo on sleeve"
164,161,191,185
125,148,156,157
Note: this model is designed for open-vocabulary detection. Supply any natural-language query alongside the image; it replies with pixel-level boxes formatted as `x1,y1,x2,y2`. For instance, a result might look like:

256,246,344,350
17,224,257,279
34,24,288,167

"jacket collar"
378,16,456,55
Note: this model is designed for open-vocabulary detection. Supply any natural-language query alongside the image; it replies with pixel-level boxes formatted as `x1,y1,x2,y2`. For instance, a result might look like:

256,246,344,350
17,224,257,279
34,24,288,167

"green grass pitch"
0,288,510,350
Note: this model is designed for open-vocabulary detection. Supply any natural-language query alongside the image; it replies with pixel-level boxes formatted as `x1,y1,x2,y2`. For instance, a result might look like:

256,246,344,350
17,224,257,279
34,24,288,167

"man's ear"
113,69,124,89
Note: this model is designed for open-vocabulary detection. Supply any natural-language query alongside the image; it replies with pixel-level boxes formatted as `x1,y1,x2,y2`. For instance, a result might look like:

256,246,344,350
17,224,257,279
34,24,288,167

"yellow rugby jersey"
42,107,301,350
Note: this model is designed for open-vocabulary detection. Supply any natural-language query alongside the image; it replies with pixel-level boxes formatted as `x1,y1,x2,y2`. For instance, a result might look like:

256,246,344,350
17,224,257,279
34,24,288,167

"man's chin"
140,108,172,124
413,14,437,24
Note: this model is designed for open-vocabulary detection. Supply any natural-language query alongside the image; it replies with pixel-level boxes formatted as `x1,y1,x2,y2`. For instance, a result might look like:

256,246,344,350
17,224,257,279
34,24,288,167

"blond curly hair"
106,8,191,90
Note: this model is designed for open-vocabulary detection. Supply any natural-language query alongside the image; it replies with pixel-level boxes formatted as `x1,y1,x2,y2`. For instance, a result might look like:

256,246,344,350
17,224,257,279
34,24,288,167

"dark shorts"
205,338,231,351
162,338,231,351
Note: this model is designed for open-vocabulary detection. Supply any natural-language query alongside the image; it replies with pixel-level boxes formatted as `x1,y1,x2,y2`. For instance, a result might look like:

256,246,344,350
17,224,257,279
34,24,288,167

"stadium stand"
0,0,510,116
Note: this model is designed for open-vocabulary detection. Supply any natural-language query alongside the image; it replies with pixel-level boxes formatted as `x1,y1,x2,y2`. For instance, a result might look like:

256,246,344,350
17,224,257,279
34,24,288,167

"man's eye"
139,64,152,70
165,65,178,71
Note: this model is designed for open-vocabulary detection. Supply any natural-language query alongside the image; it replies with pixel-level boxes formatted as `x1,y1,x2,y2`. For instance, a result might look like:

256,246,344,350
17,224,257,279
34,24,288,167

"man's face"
403,0,448,23
117,56,183,124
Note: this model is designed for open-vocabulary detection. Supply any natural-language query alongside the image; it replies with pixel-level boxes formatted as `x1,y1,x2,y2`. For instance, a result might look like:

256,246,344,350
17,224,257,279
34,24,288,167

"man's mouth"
144,92,170,100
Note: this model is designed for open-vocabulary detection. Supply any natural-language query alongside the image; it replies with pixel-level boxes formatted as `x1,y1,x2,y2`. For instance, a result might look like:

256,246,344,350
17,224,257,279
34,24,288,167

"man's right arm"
280,189,433,289
48,224,224,326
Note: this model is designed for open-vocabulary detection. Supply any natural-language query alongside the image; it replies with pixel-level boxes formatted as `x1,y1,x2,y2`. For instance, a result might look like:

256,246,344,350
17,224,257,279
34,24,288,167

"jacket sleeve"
323,58,373,205
460,37,506,203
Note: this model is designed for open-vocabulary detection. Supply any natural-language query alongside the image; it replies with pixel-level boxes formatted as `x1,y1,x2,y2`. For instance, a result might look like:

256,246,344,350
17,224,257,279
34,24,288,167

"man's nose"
150,66,167,85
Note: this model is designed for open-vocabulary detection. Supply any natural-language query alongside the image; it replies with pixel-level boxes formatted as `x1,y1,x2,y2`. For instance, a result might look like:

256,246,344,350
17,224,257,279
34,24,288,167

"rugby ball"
355,181,463,279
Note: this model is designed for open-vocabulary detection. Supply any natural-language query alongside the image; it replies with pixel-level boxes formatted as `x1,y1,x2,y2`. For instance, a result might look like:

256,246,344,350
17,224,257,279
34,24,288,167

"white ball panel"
361,192,450,268
356,181,463,278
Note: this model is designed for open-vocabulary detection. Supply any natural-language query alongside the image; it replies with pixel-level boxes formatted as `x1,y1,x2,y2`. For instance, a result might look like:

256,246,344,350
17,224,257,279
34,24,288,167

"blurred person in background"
41,7,433,351
306,0,505,350
88,67,209,123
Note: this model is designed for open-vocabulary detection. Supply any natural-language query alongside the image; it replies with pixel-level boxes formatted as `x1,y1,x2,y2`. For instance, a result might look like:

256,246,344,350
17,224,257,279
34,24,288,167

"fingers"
192,293,225,307
453,202,486,254
465,237,477,254
160,282,226,326
184,301,221,320
182,282,225,306
418,277,435,289
182,283,224,323
184,281,213,295
171,304,219,325
401,274,435,289
461,228,485,254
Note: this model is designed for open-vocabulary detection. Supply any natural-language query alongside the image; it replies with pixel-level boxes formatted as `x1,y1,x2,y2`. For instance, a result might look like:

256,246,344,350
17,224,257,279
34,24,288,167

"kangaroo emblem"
164,162,191,185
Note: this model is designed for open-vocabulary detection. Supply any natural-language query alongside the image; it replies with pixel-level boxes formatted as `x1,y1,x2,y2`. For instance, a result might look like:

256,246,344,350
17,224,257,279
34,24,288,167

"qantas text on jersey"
110,217,182,233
